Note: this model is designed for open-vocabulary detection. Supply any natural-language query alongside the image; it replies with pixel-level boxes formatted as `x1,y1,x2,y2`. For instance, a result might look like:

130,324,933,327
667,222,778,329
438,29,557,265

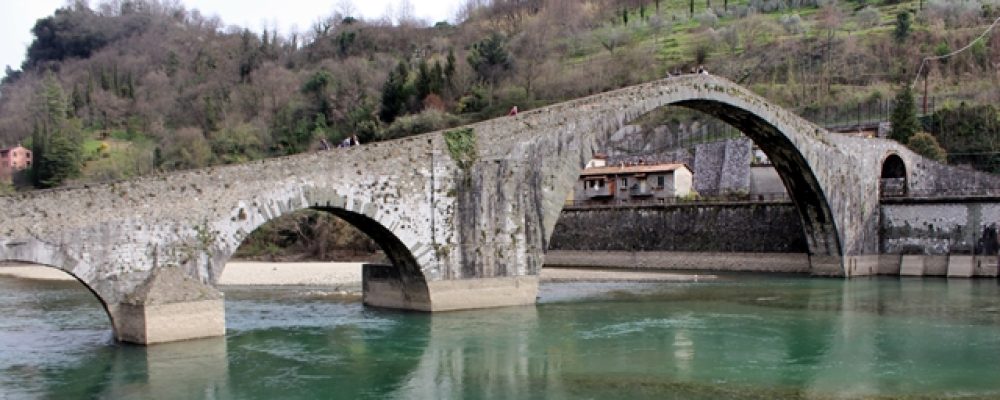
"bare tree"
336,0,357,18
513,14,552,98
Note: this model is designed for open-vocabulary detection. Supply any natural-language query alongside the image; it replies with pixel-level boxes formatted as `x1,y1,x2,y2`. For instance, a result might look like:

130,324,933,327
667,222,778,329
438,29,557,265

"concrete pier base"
947,256,975,278
362,263,432,311
363,264,538,312
899,255,925,276
114,299,225,344
426,276,538,311
844,255,880,276
113,267,226,345
808,255,845,277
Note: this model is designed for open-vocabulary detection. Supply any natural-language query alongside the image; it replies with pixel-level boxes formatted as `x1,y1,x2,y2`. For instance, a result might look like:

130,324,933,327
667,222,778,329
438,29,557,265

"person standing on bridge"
508,106,519,116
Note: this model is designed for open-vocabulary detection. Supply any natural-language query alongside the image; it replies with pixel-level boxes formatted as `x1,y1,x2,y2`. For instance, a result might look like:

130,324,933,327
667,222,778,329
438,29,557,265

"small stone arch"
217,191,431,310
0,243,119,336
880,153,908,197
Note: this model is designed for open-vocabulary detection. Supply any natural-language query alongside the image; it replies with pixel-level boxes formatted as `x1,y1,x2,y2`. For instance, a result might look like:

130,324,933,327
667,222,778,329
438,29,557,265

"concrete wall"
549,203,807,253
749,165,786,195
881,200,1000,256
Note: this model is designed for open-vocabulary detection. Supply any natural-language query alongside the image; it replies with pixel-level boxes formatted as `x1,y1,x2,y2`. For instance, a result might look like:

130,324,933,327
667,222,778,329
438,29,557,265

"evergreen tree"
890,85,919,143
379,61,410,123
31,74,83,188
467,33,513,86
415,59,432,102
444,49,457,97
430,61,445,96
302,69,333,120
894,11,911,44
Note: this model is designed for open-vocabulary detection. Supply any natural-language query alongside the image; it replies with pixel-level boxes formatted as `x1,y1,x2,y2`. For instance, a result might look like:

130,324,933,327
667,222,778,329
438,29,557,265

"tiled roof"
580,163,689,176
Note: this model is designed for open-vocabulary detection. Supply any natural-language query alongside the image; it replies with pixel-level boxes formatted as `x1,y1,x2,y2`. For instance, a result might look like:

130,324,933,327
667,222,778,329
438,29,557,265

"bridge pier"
112,267,225,345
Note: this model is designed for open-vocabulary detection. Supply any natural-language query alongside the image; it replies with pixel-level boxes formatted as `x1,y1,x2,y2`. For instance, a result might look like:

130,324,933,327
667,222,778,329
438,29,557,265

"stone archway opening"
226,206,430,310
672,100,841,263
548,91,844,275
547,106,818,274
880,154,908,198
0,261,117,340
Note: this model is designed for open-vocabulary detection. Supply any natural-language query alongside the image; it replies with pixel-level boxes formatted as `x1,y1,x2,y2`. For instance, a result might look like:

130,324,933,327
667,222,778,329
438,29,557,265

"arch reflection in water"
391,279,1000,399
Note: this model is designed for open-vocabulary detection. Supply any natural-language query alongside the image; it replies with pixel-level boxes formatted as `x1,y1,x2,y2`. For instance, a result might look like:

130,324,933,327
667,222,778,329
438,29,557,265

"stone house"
0,145,32,184
575,162,693,204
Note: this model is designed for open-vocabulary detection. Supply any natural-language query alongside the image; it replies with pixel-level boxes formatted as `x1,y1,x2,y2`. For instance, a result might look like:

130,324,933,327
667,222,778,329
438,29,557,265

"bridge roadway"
2,75,997,344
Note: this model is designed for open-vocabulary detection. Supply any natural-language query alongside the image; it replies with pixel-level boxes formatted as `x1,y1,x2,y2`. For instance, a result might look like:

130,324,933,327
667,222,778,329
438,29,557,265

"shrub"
696,9,719,29
856,6,880,28
457,88,488,114
380,109,461,140
780,14,804,35
907,132,947,162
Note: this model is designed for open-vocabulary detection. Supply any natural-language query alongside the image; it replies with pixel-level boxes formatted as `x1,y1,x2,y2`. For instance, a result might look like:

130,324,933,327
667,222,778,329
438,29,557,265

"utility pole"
922,66,929,115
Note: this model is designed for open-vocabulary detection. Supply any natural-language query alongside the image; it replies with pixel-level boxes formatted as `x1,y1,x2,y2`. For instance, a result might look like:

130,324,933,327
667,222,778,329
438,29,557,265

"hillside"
1,0,999,190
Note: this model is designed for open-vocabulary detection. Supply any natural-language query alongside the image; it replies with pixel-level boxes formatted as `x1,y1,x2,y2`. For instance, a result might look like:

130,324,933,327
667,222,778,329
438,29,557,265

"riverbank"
0,261,711,287
544,250,811,273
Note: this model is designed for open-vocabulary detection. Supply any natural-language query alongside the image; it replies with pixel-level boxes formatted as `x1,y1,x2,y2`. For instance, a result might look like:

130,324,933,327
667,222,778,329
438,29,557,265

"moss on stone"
444,128,478,171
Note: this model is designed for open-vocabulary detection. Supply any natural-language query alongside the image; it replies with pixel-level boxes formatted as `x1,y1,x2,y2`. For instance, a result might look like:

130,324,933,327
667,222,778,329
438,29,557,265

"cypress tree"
32,74,82,188
890,85,920,143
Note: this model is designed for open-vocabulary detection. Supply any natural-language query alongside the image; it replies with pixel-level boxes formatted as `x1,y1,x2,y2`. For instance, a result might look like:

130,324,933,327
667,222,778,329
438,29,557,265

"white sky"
0,0,462,72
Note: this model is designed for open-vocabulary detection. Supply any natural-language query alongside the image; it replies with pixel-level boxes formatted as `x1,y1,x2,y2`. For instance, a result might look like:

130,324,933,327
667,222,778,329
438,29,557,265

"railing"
565,192,791,208
584,187,612,198
882,187,1000,199
879,178,907,198
629,185,654,197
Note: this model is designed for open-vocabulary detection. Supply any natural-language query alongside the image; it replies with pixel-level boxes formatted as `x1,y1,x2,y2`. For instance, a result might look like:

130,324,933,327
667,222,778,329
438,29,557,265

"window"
657,176,665,187
620,177,628,189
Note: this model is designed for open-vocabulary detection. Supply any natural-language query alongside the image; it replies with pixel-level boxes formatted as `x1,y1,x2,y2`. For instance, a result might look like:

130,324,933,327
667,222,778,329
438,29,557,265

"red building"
0,145,32,184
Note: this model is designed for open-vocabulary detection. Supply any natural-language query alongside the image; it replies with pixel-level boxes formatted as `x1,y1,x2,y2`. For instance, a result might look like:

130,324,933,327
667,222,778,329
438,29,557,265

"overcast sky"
0,0,462,72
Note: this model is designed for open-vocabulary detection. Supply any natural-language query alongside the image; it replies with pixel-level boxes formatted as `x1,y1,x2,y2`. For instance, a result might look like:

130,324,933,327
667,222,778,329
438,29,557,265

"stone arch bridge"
0,75,955,344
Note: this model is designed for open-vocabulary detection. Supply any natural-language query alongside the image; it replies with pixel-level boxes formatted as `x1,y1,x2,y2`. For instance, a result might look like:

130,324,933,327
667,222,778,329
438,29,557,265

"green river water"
2,273,1000,399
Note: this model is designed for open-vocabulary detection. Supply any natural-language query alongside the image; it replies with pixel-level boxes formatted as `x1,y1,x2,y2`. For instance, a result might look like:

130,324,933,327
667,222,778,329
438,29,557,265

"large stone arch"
669,99,842,259
468,75,882,276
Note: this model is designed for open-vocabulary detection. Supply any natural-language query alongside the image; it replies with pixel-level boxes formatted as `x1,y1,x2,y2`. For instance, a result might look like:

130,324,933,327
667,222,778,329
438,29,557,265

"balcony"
629,185,653,197
586,187,612,198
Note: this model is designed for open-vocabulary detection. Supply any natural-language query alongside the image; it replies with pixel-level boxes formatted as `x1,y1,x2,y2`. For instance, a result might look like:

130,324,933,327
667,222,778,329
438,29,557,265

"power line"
911,15,1000,88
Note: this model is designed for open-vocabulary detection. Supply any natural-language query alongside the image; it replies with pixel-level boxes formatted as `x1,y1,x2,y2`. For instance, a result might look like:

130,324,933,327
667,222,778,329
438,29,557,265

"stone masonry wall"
549,203,807,253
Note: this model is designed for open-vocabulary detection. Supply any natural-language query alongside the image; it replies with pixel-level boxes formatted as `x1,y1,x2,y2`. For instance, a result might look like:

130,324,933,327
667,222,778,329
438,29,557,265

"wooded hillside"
1,0,999,188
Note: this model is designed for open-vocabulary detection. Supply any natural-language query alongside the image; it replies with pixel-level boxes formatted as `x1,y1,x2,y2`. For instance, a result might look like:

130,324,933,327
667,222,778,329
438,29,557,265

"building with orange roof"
574,161,693,204
0,144,32,184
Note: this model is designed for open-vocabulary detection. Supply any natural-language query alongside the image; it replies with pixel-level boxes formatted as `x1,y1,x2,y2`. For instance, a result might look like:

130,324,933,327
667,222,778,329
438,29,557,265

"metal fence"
882,187,1000,199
